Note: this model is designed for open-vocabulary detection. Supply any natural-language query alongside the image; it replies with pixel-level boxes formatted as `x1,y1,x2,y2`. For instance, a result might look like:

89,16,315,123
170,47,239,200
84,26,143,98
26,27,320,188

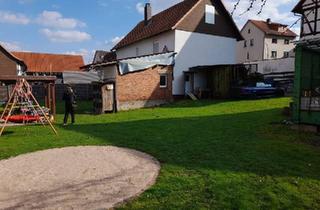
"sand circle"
0,146,160,210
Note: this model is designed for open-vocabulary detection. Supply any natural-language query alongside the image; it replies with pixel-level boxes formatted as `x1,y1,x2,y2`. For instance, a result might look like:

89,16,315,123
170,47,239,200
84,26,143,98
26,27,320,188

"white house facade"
113,0,242,96
237,19,297,63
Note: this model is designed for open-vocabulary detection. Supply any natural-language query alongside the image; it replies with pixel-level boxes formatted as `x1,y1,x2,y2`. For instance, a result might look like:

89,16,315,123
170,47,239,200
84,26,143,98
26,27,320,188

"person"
63,84,76,126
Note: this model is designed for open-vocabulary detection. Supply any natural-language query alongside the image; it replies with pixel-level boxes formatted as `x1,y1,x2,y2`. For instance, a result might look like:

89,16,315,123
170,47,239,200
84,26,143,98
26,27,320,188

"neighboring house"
11,52,84,82
291,0,320,127
0,44,26,76
237,19,297,63
292,0,320,40
91,0,242,111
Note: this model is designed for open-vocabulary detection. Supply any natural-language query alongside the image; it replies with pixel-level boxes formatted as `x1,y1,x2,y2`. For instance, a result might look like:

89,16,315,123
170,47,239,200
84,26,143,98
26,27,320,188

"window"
271,51,277,58
247,52,250,60
248,29,251,34
205,5,215,24
135,47,139,56
250,39,254,46
244,40,247,48
160,74,168,88
153,41,159,54
272,38,277,44
284,39,290,45
283,51,289,58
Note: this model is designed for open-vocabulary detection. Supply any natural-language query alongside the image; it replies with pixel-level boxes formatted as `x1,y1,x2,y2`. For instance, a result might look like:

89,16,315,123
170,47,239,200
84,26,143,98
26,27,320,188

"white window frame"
160,74,168,88
205,5,215,24
271,51,277,58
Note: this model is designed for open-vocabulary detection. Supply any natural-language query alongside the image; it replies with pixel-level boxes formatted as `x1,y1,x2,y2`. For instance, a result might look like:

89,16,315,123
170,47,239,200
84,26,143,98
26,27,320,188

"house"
11,52,84,82
91,0,243,111
292,0,320,40
0,44,26,76
291,0,320,127
236,19,297,63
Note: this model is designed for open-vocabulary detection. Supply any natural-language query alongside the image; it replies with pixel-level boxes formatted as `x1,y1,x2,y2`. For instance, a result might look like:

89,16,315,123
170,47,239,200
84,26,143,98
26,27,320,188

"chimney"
144,3,152,25
266,18,271,24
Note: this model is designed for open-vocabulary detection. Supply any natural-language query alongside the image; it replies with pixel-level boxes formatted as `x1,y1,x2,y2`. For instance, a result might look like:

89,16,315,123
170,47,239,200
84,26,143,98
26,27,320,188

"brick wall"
116,65,173,103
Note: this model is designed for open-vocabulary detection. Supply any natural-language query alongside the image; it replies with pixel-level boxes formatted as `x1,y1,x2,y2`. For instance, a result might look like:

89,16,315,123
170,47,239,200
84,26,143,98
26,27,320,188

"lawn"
0,97,320,209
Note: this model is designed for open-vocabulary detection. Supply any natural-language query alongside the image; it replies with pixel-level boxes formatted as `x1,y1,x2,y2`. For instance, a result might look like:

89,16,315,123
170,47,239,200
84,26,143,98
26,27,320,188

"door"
102,83,115,112
184,73,194,94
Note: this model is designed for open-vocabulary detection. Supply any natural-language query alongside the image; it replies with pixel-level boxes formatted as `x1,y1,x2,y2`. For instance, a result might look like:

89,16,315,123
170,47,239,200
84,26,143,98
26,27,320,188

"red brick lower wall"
116,66,173,103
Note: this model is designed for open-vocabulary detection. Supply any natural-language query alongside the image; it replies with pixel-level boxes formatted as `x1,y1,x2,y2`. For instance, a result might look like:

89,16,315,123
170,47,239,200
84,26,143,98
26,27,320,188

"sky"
0,0,300,63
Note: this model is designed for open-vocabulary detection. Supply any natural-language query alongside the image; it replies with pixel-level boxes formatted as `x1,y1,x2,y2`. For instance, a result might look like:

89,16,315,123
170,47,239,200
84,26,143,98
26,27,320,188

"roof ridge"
11,51,83,57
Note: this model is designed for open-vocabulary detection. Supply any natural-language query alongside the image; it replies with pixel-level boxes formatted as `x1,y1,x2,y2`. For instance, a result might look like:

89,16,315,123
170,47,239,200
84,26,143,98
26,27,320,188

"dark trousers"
64,104,75,124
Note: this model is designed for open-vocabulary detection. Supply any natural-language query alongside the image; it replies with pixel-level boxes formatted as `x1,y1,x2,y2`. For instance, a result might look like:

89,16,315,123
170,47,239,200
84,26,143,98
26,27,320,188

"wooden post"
51,82,56,117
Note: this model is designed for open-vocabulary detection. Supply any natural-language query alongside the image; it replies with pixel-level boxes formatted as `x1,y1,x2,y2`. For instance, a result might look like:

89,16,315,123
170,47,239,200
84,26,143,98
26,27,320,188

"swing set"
0,78,57,136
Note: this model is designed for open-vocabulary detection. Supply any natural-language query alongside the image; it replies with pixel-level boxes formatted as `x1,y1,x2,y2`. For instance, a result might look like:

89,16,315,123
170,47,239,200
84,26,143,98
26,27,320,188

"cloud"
111,36,124,45
136,2,145,15
37,10,86,29
225,0,298,28
104,36,124,50
0,11,30,25
0,41,22,51
40,28,91,43
65,48,94,64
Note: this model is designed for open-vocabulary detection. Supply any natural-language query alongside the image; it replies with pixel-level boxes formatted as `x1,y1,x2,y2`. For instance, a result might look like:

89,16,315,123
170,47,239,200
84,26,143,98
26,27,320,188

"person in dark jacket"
63,84,76,125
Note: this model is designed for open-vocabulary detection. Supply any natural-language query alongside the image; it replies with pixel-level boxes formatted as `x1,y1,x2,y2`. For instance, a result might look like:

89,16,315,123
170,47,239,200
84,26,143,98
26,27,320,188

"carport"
184,64,247,99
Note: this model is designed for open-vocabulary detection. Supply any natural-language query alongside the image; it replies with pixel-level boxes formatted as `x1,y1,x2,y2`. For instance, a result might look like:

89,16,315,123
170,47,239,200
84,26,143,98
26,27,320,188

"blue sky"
0,0,300,63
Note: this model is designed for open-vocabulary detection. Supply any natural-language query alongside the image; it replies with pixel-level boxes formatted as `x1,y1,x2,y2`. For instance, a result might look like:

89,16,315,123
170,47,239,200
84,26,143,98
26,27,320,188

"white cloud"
0,11,30,25
0,41,22,51
40,28,91,43
104,36,124,50
111,36,124,45
37,10,86,29
225,0,297,28
65,48,94,64
136,2,145,15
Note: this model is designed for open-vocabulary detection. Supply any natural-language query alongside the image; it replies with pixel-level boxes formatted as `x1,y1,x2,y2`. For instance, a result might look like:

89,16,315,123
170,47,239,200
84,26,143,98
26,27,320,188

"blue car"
232,82,285,98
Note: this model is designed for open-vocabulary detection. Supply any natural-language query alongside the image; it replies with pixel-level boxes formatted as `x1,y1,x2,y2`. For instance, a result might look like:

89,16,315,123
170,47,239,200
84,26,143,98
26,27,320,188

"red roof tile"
11,52,85,73
113,0,199,50
249,20,297,37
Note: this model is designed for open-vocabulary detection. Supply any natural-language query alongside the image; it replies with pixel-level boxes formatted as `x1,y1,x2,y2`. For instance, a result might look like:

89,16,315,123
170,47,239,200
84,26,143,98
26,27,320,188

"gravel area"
0,146,160,210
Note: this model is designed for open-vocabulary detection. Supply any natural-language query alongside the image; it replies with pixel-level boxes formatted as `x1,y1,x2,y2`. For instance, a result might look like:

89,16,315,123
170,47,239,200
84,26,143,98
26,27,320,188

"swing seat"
4,115,40,123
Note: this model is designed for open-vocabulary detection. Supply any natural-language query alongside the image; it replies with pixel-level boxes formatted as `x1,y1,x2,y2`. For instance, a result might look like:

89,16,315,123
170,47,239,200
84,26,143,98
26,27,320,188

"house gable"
0,45,25,76
174,0,243,41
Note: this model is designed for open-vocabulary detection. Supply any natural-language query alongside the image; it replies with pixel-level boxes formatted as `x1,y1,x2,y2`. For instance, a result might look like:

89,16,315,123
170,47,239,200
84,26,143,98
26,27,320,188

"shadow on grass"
64,108,320,181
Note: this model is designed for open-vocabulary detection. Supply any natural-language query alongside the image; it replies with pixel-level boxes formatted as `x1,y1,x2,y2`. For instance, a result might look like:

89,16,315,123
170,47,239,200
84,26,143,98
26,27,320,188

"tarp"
118,52,175,75
63,71,100,84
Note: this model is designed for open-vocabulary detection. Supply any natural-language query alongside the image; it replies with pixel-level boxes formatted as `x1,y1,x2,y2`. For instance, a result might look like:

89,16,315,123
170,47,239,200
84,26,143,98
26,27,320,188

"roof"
113,0,199,50
0,44,26,67
248,20,297,37
292,0,306,14
92,51,117,64
11,52,85,73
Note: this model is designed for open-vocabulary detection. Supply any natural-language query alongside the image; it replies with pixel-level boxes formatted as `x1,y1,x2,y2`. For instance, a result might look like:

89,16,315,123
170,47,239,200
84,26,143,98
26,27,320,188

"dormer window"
205,5,215,24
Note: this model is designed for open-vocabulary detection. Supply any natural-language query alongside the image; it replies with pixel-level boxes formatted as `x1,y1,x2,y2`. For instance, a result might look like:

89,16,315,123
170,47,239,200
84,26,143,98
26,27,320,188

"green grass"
1,97,320,209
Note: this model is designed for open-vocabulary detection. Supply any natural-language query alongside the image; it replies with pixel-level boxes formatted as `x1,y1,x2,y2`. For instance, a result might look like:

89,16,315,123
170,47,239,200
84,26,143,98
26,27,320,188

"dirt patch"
0,146,160,210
